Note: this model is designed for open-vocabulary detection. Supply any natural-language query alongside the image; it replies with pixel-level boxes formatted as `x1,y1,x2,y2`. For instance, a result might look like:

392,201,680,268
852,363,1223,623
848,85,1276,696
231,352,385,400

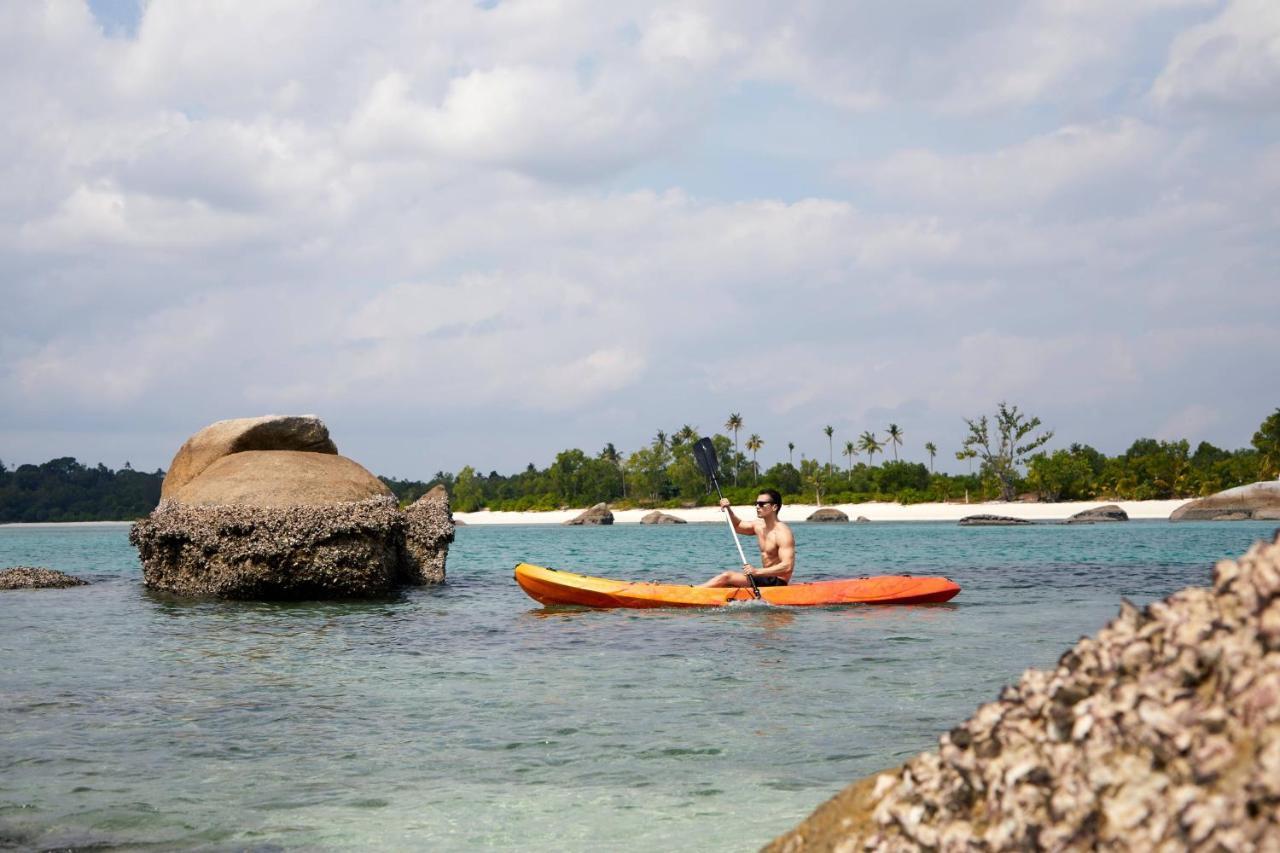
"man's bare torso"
753,521,794,580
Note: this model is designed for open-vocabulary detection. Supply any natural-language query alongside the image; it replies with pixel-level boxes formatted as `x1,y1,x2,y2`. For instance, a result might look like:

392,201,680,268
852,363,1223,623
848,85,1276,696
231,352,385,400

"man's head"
755,488,782,516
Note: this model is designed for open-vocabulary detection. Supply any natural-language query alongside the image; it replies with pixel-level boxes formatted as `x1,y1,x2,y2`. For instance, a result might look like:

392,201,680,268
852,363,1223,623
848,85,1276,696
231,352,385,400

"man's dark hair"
758,488,782,508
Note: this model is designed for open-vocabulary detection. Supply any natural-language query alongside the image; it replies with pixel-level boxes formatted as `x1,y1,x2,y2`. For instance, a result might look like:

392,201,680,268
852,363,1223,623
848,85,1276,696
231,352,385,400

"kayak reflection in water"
698,489,796,588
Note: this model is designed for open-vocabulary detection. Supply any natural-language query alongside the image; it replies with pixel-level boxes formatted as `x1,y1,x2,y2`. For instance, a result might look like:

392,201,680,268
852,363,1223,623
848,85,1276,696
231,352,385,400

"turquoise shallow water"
1,520,1275,851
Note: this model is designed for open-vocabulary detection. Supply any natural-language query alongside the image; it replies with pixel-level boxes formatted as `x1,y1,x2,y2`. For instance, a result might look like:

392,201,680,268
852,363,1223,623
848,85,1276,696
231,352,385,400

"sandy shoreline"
0,500,1193,528
456,499,1192,525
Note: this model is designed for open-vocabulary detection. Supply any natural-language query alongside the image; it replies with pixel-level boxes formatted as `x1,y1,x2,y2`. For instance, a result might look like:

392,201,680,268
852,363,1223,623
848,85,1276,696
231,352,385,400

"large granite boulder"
1170,480,1280,521
161,415,338,499
169,451,392,507
130,416,452,599
564,503,614,525
808,507,849,522
1065,503,1129,524
767,531,1280,850
640,510,686,524
958,514,1032,526
1,567,88,590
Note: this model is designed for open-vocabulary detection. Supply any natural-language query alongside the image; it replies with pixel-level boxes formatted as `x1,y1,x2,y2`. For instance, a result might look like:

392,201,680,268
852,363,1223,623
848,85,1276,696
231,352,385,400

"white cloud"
844,120,1170,212
1,1,1277,475
1152,0,1280,113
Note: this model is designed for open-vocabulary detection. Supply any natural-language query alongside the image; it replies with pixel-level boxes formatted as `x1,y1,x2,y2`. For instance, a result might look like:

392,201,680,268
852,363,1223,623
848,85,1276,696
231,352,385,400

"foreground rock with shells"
768,530,1280,851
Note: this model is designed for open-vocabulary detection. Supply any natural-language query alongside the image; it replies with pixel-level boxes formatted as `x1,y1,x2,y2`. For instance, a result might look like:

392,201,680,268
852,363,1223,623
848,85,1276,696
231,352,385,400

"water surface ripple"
1,520,1273,850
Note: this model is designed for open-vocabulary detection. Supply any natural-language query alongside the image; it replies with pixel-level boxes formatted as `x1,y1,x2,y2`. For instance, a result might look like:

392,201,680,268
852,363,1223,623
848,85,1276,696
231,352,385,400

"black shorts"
750,575,788,587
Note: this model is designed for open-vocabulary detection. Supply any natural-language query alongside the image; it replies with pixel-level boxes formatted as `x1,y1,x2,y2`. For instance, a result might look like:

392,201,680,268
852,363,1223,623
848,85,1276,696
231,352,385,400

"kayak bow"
513,563,960,609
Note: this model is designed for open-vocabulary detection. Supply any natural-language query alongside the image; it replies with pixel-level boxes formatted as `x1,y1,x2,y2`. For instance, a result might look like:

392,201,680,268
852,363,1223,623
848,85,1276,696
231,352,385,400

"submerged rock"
958,514,1033,526
767,530,1280,851
1170,480,1280,521
808,508,849,522
1065,504,1129,524
0,567,88,590
564,503,614,525
130,415,452,599
640,510,686,525
855,516,871,523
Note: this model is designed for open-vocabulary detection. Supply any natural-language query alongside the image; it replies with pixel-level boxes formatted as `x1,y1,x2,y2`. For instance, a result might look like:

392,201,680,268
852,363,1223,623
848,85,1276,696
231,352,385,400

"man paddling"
698,489,795,588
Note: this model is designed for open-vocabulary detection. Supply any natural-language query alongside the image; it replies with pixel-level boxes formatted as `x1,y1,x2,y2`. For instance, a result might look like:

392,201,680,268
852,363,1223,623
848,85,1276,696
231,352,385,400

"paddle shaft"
707,474,760,598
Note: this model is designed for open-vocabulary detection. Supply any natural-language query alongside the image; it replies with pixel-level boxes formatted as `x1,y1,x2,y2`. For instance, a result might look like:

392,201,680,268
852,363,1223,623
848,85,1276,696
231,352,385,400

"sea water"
1,520,1274,851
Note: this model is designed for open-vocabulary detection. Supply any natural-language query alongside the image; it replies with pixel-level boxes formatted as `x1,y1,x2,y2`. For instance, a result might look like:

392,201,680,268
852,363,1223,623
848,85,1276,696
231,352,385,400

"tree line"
2,407,1275,520
0,457,164,523
388,406,1280,512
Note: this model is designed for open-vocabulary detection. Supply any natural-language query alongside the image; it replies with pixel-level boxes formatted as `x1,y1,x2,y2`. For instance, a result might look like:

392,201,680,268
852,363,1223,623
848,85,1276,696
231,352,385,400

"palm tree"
673,424,698,447
956,448,976,474
858,430,883,465
842,440,857,480
886,424,903,461
601,442,625,498
746,434,763,483
653,430,667,451
787,441,795,466
924,442,938,472
725,413,743,484
824,425,834,474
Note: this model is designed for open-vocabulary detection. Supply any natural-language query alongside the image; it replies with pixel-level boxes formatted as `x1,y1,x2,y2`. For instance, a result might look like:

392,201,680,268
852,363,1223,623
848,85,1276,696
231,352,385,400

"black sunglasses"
754,501,774,507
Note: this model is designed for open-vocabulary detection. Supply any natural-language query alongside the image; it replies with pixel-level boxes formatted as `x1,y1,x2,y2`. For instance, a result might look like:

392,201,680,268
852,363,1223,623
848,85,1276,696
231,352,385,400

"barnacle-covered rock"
766,531,1280,851
130,416,452,599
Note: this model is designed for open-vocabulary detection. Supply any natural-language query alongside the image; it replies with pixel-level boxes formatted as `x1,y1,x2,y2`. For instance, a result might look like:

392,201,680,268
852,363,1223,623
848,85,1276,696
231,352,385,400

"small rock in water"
0,567,89,590
958,514,1033,526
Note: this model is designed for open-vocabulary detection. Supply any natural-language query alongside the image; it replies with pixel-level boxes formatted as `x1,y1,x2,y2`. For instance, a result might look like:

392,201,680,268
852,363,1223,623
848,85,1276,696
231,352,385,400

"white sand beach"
455,499,1192,525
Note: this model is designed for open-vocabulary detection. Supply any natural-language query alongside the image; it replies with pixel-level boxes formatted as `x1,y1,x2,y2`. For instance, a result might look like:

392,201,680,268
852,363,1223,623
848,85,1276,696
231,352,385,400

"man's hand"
719,498,731,511
742,563,756,575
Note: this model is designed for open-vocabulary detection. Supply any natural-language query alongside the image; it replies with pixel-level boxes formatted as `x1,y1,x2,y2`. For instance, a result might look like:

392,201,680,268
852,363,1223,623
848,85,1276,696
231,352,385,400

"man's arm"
720,499,757,534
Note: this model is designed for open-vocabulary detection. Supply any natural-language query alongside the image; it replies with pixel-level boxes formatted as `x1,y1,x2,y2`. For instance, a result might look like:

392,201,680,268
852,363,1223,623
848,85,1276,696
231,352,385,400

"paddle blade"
692,437,718,480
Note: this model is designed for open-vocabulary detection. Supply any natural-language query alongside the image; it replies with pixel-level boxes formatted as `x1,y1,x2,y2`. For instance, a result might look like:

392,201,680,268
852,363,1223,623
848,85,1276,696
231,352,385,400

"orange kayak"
514,563,960,608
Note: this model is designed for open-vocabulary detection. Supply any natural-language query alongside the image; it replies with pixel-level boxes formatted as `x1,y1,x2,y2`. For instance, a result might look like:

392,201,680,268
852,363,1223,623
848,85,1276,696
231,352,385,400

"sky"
2,0,1277,479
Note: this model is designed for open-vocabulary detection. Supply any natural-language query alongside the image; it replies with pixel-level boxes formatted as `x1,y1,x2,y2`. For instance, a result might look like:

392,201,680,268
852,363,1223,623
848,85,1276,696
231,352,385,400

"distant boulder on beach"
768,531,1280,850
807,508,849,522
958,514,1032,526
0,566,89,590
130,415,453,599
640,510,686,525
1170,481,1280,521
564,503,614,525
1065,504,1129,524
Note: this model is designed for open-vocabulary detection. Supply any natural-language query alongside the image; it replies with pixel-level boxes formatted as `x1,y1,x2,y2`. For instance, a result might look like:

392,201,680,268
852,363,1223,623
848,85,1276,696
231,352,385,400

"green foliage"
963,402,1054,501
1254,408,1280,479
0,457,163,522
9,408,1276,519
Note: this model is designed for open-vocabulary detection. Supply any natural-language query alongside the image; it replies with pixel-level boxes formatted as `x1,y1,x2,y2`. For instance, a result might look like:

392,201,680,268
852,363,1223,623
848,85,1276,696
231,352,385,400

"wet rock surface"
0,567,88,590
767,531,1280,852
959,514,1033,526
1171,480,1280,521
130,497,452,598
808,508,850,522
564,503,614,525
1065,504,1129,524
640,510,686,524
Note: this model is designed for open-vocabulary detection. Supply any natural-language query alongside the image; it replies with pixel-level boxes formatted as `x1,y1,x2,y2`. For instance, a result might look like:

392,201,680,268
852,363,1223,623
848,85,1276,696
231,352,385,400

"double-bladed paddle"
692,437,760,599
